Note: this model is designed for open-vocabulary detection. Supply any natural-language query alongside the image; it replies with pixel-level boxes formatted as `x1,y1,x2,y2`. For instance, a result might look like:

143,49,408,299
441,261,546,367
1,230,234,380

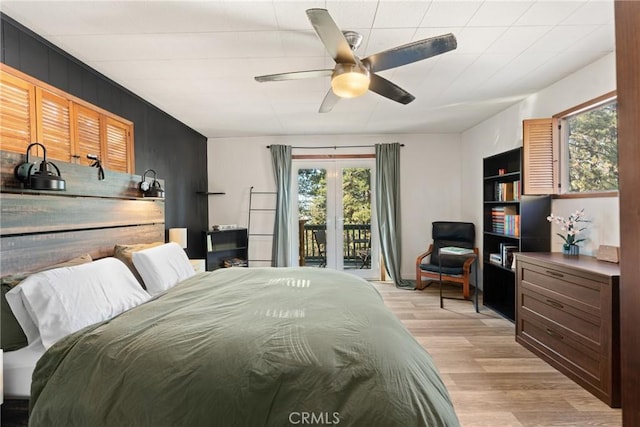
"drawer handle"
545,270,564,278
546,299,564,309
546,328,563,340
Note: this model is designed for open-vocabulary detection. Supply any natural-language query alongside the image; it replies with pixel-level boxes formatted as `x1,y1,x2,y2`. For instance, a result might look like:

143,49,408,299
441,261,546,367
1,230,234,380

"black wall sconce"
139,169,165,198
14,142,66,191
87,154,105,180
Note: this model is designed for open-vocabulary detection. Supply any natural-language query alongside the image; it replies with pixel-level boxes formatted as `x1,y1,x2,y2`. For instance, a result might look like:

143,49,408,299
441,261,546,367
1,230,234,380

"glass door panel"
293,160,377,278
297,167,328,268
341,167,372,271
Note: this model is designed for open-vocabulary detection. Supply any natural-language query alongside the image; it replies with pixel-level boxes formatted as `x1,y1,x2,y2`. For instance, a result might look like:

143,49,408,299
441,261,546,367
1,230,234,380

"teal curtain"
270,145,292,267
375,143,414,289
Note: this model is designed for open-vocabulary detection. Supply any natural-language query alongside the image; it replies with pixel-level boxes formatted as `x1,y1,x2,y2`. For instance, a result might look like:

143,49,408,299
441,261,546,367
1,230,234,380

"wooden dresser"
515,253,620,407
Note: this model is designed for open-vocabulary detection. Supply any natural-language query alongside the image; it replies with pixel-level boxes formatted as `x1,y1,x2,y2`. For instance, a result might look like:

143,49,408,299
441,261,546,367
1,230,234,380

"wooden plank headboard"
0,150,165,276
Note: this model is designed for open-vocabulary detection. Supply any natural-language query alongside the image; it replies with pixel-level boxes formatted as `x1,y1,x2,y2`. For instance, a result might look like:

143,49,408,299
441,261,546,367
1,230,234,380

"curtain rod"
265,144,404,149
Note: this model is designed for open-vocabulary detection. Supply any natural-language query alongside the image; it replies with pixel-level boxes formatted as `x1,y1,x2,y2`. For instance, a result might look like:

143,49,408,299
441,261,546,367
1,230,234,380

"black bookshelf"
482,147,550,321
205,228,248,270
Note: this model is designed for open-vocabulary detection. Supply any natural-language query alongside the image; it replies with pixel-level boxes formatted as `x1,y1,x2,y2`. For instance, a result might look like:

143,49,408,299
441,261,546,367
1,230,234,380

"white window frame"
556,92,618,195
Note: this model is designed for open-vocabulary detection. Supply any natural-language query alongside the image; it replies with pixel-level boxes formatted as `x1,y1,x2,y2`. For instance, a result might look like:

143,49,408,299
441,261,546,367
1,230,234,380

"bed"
5,253,459,426
1,151,458,426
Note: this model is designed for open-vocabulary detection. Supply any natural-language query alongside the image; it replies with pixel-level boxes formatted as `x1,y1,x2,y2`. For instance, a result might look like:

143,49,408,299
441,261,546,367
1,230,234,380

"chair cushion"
419,263,464,276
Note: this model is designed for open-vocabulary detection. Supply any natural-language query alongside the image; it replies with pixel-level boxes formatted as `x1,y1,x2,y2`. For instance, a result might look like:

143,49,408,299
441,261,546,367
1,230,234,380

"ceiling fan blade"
368,74,415,105
319,88,340,113
362,33,457,73
255,69,333,82
306,8,357,64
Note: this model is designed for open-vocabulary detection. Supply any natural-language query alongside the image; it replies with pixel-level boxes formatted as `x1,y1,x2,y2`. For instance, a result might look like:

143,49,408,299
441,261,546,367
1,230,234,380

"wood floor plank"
456,412,524,427
476,358,558,373
514,411,622,427
372,281,621,427
449,372,580,391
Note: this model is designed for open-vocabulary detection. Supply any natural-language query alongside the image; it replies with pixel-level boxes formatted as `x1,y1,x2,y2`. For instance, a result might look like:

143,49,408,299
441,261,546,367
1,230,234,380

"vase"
563,244,579,256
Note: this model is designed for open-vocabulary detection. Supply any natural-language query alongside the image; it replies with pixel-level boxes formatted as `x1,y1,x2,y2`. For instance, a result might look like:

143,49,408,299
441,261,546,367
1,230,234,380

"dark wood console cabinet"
515,253,620,407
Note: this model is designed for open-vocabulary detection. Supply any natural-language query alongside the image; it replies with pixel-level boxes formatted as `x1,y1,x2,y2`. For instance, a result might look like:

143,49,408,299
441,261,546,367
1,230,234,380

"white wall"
207,133,462,278
208,53,619,281
461,53,619,265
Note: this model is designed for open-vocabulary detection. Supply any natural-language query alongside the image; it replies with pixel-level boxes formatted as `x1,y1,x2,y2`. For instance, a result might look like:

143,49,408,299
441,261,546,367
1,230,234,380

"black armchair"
415,221,478,298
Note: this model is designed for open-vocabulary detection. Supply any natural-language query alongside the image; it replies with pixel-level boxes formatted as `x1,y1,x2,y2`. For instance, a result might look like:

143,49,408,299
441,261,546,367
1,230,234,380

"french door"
292,159,378,279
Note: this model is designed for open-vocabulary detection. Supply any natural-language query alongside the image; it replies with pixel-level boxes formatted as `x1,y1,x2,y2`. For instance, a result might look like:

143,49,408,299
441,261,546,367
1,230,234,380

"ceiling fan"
254,8,457,113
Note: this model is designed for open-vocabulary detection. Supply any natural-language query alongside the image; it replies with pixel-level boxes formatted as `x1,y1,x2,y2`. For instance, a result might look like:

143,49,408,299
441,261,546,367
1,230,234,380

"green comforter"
30,267,459,426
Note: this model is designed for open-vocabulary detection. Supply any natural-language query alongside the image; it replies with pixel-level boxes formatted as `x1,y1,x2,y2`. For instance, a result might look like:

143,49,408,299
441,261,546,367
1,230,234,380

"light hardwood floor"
373,281,622,427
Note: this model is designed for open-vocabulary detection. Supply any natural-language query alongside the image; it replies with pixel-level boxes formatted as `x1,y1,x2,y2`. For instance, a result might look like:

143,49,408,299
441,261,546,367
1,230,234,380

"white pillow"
132,242,195,296
6,258,151,349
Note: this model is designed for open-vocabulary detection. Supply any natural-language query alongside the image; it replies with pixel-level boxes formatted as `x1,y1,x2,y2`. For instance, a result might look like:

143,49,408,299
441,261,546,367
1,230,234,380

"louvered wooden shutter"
74,105,103,167
2,65,134,173
104,118,133,173
0,70,37,154
523,118,558,195
36,87,73,162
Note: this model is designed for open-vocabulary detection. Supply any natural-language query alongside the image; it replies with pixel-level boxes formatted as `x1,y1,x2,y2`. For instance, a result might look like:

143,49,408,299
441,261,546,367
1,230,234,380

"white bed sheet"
3,339,46,399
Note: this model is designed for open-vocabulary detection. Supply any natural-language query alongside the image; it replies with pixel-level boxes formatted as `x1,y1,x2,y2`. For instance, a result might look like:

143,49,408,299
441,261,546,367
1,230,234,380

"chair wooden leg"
462,276,470,299
416,266,422,290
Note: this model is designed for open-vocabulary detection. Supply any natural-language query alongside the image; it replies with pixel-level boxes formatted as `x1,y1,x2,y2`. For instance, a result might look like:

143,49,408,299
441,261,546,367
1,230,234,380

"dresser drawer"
521,287,601,345
520,313,601,382
519,262,602,311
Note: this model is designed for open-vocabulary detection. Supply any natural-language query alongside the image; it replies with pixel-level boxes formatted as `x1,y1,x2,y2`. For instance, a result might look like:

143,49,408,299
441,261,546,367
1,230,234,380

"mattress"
3,339,46,399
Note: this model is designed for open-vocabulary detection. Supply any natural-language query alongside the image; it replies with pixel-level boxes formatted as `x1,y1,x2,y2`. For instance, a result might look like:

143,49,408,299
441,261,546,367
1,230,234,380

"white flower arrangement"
547,208,589,248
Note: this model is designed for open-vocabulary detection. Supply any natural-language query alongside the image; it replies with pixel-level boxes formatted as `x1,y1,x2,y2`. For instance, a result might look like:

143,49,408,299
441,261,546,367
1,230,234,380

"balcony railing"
300,223,371,269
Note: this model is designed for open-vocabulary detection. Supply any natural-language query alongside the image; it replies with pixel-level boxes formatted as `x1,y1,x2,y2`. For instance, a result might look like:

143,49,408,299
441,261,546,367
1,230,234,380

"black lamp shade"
14,143,66,191
139,169,165,198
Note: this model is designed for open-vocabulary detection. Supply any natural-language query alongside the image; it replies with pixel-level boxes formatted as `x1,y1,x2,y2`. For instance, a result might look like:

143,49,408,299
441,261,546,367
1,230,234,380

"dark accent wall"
0,14,208,258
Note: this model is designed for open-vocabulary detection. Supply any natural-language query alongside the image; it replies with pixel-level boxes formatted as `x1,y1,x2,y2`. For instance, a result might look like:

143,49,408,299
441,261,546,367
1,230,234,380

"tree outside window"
298,168,327,224
563,100,618,192
297,167,371,225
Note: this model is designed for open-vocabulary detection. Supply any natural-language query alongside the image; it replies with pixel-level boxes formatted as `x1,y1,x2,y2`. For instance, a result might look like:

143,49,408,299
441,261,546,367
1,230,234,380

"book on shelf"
494,182,514,201
489,253,502,265
493,180,521,202
499,243,519,269
491,206,519,235
223,257,248,268
504,214,520,236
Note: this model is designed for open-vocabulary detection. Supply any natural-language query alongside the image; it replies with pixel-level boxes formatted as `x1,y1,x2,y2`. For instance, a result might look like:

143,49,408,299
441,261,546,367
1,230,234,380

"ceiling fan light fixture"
255,9,457,112
331,63,370,98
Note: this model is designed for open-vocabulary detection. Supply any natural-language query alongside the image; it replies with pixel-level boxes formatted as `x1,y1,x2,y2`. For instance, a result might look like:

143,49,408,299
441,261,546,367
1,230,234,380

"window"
523,91,618,196
560,98,618,193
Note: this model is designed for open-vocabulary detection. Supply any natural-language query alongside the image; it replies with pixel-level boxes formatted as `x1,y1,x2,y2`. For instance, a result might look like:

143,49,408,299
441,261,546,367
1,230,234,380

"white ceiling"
0,0,615,138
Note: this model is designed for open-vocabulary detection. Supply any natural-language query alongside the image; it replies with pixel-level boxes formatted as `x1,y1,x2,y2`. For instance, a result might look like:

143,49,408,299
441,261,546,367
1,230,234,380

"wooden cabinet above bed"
0,64,134,173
